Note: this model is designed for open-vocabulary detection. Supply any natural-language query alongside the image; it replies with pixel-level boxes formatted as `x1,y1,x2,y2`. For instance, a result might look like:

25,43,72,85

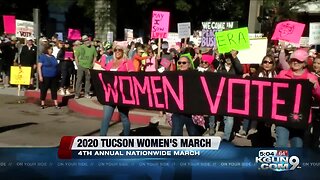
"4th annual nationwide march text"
77,150,201,156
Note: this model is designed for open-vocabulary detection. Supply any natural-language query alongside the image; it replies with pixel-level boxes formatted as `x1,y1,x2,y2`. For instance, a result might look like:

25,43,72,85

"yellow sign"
10,66,31,85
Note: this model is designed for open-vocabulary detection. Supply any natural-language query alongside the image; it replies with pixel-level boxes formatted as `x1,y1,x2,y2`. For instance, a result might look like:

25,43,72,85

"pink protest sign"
3,15,16,34
64,51,74,60
271,21,305,44
67,28,81,40
151,11,170,39
160,58,171,68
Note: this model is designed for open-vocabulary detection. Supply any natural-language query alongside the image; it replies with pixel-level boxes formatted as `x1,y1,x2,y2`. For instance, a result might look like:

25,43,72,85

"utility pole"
33,8,40,90
248,0,263,33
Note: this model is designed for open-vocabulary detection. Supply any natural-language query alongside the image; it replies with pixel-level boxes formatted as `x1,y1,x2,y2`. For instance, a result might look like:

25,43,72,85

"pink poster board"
3,15,16,34
151,11,170,39
64,51,74,60
160,58,171,68
271,21,305,44
67,28,81,40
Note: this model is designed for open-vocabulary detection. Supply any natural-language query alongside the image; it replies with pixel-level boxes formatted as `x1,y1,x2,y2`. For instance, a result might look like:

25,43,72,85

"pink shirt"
277,69,320,100
145,56,157,72
102,58,134,72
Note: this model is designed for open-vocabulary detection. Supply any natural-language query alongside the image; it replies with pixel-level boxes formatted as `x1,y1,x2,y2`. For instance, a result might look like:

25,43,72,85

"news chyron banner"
58,136,221,159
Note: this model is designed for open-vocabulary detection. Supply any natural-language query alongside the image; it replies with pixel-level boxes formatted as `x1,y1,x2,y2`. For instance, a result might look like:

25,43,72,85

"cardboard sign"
160,58,171,68
271,21,305,44
201,21,238,30
237,38,268,64
151,11,170,39
300,37,310,47
215,27,250,53
91,70,313,129
56,32,63,41
163,32,180,49
178,22,191,39
309,23,320,45
133,37,143,44
10,66,31,85
15,20,34,38
3,15,16,34
124,28,134,42
67,28,81,40
201,29,218,48
107,31,113,43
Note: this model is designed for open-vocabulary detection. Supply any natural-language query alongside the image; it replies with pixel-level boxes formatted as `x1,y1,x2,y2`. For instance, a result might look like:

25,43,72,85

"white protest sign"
237,38,268,64
107,31,113,42
124,28,133,42
15,20,34,38
163,32,180,49
309,23,320,45
133,37,143,44
56,32,63,41
178,22,191,39
300,37,309,47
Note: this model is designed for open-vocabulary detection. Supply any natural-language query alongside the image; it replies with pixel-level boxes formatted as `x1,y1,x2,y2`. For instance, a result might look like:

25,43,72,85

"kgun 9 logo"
255,150,300,171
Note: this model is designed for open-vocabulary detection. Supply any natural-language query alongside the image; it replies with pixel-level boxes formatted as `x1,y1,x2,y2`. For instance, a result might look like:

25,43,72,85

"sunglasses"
262,60,274,64
200,61,208,64
291,59,304,64
177,61,188,65
114,48,123,52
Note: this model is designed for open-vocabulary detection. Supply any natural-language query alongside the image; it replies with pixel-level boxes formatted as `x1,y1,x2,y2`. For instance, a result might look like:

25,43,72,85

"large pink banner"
151,11,170,39
271,21,305,44
3,15,16,34
67,28,81,40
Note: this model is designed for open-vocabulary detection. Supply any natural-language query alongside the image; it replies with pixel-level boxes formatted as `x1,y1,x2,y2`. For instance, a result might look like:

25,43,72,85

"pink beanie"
201,54,215,64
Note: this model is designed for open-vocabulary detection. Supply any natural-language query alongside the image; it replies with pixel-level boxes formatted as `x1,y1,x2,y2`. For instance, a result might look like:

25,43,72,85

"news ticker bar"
58,136,221,159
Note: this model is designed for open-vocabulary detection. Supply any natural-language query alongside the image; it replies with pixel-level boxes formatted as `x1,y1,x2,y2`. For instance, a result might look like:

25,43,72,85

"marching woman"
100,45,134,136
242,55,277,147
276,49,320,147
170,53,203,136
37,45,60,109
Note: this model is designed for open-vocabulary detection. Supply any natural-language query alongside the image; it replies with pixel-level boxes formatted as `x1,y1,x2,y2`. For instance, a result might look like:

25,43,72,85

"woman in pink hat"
197,54,215,72
276,48,320,147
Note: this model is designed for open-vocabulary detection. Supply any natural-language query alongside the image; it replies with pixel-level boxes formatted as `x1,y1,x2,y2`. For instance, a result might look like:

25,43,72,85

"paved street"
0,87,252,147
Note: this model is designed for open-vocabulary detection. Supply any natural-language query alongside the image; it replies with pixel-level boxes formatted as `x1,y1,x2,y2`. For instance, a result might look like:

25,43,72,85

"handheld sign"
271,21,305,44
15,19,34,38
151,11,170,39
3,15,16,34
309,23,320,45
178,22,191,39
215,27,250,53
67,28,81,40
237,38,268,64
64,51,74,60
10,66,31,85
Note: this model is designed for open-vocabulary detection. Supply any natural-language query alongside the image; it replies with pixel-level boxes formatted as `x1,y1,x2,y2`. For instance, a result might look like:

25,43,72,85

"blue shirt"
39,54,58,77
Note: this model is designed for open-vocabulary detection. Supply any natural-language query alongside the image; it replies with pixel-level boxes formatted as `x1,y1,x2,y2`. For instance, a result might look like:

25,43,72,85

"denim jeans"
100,105,130,136
275,126,303,147
209,116,234,140
171,113,201,136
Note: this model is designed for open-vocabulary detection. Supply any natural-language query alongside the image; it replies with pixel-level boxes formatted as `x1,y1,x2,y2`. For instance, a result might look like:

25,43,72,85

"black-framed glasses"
262,61,274,64
177,61,188,65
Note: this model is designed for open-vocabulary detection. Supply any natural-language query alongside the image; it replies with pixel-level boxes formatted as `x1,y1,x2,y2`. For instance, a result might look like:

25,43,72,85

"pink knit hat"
201,54,215,64
290,49,308,62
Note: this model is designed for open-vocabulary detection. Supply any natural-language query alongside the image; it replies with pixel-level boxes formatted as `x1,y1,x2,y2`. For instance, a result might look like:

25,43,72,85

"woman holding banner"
214,52,243,141
100,45,134,136
276,49,320,147
37,45,60,109
241,55,277,147
170,53,203,136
